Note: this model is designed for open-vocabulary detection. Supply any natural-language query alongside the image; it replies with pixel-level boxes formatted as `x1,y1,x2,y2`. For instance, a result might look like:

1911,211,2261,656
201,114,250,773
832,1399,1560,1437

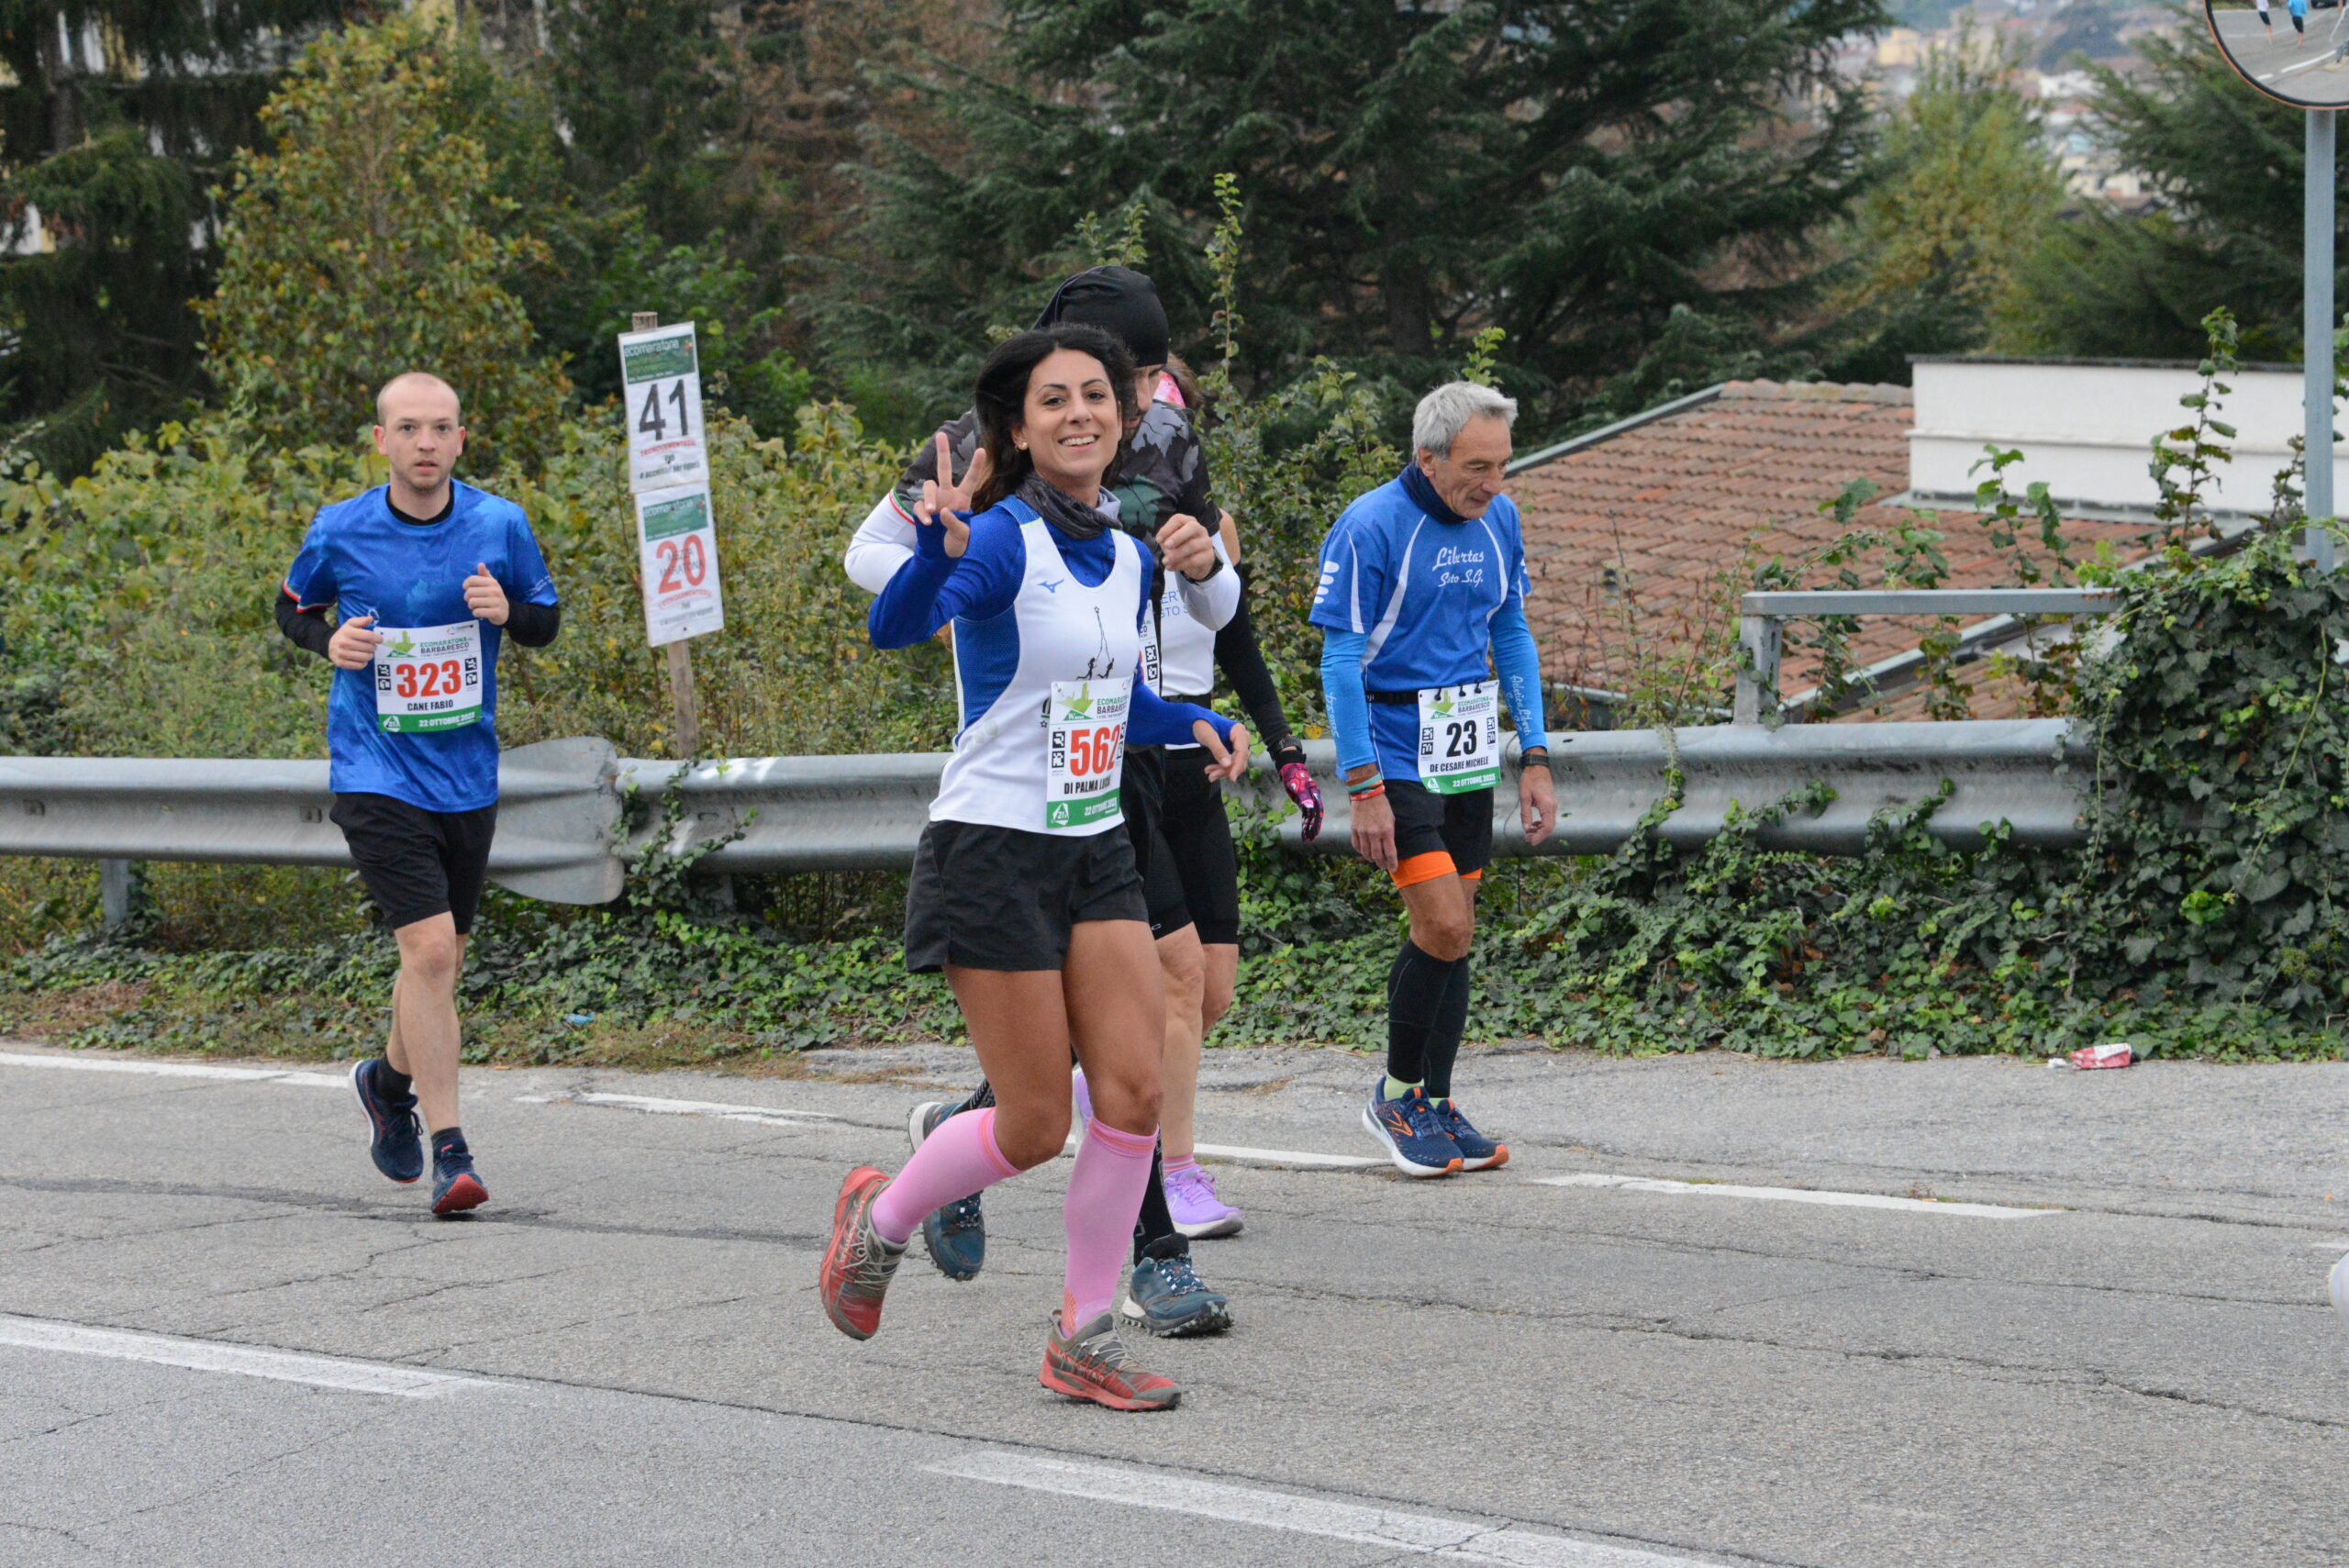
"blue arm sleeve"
1130,677,1233,749
866,513,1021,649
1318,628,1376,775
1489,599,1549,752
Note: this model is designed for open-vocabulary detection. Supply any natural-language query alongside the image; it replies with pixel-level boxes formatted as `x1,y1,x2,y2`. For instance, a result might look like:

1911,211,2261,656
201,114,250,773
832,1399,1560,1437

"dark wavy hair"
970,324,1137,511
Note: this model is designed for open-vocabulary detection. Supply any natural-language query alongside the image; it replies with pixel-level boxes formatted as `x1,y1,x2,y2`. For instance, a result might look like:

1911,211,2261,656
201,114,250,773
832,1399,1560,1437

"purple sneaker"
1163,1162,1243,1239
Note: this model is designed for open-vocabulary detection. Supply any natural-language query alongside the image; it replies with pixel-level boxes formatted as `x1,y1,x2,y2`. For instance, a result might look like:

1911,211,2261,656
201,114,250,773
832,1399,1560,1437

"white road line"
1193,1141,1385,1170
0,1051,345,1088
932,1451,1716,1567
0,1315,501,1398
2276,50,2347,81
1531,1173,2054,1218
522,1091,1376,1166
517,1091,844,1127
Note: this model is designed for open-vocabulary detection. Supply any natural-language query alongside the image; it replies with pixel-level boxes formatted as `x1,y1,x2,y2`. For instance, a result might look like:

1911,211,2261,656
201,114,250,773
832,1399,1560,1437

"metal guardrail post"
1734,614,1780,726
98,858,131,930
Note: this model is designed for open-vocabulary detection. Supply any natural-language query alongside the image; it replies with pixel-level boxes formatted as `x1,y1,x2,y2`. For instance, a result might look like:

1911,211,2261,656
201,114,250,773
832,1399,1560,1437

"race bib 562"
1045,679,1130,829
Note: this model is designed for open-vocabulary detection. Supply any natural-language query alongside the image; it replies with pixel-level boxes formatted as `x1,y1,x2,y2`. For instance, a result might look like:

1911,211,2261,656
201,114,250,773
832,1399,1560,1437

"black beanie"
1033,265,1170,367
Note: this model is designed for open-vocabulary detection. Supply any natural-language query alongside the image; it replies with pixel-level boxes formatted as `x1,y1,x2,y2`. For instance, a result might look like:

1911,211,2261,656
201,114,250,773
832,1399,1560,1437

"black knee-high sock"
1423,955,1472,1101
1134,1140,1180,1262
1386,940,1461,1088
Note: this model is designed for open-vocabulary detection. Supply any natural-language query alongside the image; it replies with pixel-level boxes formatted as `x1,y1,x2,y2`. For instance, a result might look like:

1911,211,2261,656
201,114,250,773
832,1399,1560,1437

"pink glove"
1278,760,1324,841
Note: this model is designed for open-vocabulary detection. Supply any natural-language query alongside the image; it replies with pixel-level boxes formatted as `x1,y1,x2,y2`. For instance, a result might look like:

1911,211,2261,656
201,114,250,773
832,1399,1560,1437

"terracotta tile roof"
1510,379,2154,711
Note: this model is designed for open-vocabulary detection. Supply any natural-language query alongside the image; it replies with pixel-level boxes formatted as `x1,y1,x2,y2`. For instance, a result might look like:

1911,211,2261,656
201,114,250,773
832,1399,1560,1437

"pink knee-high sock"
1063,1118,1158,1326
870,1106,1020,1245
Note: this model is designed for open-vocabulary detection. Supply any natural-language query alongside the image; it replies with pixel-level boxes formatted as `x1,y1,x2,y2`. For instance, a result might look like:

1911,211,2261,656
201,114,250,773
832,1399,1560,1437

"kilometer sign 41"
636,482,725,646
618,321,707,493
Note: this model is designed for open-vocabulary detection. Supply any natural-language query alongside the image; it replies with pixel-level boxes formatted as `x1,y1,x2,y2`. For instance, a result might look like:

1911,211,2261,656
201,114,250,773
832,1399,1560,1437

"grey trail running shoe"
1121,1251,1232,1338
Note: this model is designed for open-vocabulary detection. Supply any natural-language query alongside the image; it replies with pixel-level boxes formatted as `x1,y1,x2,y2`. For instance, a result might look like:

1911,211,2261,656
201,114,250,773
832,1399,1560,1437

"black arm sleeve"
504,600,561,649
274,591,334,659
1213,573,1302,763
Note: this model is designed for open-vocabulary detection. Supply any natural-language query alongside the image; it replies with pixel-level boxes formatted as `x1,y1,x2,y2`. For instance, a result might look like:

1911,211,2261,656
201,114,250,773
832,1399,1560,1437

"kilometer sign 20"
636,482,725,647
618,321,707,494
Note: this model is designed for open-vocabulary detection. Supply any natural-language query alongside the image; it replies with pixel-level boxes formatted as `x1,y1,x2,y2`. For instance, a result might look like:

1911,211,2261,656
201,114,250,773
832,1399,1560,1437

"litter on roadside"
2048,1042,2133,1071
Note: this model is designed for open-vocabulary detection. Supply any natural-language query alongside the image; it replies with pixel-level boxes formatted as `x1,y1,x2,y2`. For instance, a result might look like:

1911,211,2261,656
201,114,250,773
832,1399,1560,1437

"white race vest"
1153,538,1228,749
373,620,484,735
1416,681,1499,795
930,505,1148,835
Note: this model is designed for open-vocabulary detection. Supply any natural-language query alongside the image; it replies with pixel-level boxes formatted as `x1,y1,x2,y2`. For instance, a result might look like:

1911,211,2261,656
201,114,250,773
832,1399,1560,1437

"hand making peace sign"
915,429,991,560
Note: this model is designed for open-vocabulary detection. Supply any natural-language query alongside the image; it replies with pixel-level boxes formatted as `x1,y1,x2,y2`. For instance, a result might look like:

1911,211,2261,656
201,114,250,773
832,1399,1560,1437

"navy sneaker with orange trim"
1360,1080,1461,1178
429,1150,486,1216
1431,1098,1508,1172
351,1059,422,1184
1041,1309,1181,1410
818,1166,905,1340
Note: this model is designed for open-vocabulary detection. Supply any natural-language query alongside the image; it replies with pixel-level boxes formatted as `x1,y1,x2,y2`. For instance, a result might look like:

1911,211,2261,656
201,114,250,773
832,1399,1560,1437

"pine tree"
828,0,1889,427
0,1,355,473
2004,24,2327,363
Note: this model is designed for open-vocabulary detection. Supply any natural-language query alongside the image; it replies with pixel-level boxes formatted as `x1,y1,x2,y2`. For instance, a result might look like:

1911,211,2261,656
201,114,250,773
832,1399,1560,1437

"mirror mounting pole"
2308,108,2338,572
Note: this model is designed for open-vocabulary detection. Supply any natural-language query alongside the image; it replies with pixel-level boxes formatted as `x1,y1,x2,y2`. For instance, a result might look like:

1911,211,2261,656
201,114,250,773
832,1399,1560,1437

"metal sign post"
2309,112,2338,571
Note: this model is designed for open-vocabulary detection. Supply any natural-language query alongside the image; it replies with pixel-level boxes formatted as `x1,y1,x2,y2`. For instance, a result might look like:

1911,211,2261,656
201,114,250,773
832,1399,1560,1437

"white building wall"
1909,358,2338,518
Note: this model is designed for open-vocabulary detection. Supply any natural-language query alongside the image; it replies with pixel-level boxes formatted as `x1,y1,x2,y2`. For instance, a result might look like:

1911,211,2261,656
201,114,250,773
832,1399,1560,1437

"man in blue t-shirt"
275,372,562,1216
1312,381,1557,1180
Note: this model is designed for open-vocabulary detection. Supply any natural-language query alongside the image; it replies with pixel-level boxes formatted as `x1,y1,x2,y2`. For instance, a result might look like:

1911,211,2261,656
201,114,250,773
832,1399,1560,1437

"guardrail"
1,720,2091,925
0,739,628,913
1735,588,2121,724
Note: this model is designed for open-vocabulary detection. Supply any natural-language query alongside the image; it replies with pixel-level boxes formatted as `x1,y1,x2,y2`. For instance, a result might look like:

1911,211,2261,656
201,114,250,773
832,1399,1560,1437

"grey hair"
1412,381,1517,459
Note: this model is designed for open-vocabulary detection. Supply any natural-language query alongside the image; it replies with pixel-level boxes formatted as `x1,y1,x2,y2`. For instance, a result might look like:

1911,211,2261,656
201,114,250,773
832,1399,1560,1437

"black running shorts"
1122,747,1197,941
330,793,498,935
1386,778,1494,888
1158,749,1241,945
903,819,1149,973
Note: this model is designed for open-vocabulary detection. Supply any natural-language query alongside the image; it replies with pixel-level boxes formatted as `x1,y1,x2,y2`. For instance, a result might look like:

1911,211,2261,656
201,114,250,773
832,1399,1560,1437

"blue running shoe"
1360,1080,1462,1178
1121,1250,1232,1338
430,1150,487,1217
351,1059,422,1184
1431,1098,1509,1172
907,1100,985,1281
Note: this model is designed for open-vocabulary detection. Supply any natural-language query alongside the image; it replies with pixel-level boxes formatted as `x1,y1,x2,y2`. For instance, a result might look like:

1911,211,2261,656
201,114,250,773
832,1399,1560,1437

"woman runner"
818,324,1249,1411
845,268,1317,1336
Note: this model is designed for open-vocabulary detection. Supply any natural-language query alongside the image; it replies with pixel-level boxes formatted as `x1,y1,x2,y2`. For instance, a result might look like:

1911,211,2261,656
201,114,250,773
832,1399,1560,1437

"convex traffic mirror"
2208,0,2349,106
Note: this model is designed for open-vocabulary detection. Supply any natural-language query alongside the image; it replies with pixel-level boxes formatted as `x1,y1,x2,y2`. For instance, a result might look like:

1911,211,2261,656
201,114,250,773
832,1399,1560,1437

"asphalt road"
5,1037,2347,1567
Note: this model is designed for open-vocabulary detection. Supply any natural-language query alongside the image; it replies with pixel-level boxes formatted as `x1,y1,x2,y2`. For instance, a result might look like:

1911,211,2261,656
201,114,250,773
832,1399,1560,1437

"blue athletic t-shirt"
1309,473,1535,781
282,482,558,813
